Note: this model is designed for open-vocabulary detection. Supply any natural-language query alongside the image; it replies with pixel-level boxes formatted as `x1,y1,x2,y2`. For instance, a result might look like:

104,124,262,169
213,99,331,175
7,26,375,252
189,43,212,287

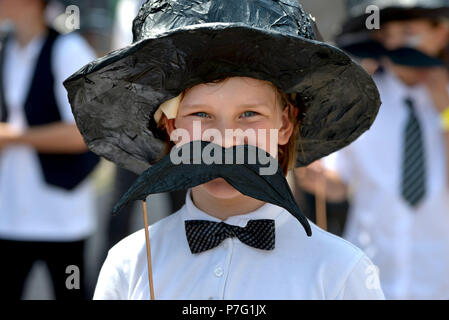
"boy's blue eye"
193,112,210,118
241,111,259,118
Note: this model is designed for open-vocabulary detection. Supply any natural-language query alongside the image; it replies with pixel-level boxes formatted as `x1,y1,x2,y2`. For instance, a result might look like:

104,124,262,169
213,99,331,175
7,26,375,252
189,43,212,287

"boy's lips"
112,140,312,236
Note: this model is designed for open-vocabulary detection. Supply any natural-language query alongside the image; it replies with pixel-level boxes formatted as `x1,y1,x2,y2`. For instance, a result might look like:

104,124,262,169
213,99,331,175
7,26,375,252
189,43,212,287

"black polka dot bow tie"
184,219,275,254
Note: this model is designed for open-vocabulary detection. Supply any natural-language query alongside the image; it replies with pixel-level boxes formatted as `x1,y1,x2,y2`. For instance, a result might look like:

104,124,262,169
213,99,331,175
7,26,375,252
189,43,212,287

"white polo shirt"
94,189,385,300
0,30,97,241
324,69,449,299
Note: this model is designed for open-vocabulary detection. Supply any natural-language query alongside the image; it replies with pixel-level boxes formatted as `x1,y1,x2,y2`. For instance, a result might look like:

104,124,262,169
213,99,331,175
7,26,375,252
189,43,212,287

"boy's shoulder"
297,220,377,291
311,221,361,250
310,220,365,261
304,222,383,299
281,215,368,270
107,207,184,262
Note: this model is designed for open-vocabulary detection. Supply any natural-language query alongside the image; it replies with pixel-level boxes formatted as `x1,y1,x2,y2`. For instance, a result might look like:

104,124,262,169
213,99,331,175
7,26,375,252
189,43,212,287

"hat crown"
346,0,449,18
132,0,316,43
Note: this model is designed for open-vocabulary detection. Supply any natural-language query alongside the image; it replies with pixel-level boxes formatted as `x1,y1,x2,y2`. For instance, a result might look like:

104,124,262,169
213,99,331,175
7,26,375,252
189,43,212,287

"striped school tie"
401,97,427,207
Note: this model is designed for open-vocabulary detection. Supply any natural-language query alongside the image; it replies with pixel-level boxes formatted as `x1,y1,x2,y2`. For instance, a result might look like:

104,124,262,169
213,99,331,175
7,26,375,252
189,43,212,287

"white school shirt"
0,30,97,241
94,189,385,300
323,69,449,300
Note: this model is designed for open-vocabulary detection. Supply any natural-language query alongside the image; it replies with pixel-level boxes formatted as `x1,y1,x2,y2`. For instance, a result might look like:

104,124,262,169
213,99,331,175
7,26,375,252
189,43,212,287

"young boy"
63,0,385,299
300,0,449,299
0,0,99,299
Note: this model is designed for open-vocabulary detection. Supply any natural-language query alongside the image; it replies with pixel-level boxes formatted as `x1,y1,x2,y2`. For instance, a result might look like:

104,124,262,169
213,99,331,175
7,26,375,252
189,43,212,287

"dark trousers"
0,239,87,300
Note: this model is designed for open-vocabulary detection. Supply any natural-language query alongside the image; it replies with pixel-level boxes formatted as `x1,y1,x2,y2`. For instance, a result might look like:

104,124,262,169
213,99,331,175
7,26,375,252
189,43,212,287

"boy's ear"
278,104,297,146
163,116,176,136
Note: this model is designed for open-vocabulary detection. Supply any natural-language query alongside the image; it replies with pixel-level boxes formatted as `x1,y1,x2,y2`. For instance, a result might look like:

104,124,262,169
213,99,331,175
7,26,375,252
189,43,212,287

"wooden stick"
315,175,328,231
141,200,155,300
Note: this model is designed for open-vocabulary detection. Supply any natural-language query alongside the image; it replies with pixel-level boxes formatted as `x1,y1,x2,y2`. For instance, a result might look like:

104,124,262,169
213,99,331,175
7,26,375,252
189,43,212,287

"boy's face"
0,0,43,22
372,18,449,85
372,18,449,57
164,76,295,199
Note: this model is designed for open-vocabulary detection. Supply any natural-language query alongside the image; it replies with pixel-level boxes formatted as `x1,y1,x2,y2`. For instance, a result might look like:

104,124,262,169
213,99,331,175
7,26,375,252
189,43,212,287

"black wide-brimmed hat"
341,0,449,35
63,0,381,175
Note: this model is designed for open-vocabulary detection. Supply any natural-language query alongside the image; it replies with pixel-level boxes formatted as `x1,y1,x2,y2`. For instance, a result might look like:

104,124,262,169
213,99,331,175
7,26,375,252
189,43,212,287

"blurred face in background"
373,18,449,57
0,0,45,23
372,18,449,85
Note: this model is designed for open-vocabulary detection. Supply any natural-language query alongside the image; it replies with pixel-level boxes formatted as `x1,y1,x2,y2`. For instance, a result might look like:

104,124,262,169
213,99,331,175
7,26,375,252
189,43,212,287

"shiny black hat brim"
63,23,380,174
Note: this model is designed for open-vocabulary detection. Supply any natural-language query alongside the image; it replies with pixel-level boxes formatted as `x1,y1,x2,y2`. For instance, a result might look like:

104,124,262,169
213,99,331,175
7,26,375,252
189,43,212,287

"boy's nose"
221,134,240,149
207,121,249,149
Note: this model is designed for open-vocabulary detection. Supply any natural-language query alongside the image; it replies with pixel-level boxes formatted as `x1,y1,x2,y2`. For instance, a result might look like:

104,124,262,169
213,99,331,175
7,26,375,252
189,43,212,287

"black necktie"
184,219,275,254
401,97,427,207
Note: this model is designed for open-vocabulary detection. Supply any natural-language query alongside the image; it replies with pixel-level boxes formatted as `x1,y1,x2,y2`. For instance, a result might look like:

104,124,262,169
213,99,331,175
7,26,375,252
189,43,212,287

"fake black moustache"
112,140,312,237
342,39,445,68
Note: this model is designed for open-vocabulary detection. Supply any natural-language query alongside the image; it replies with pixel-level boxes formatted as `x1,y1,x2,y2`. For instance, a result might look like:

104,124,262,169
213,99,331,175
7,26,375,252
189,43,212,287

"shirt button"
214,267,224,277
208,296,215,300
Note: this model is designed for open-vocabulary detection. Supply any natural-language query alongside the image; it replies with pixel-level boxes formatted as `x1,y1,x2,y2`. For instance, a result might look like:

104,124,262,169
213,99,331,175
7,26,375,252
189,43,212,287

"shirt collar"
382,68,427,109
182,188,286,228
7,30,46,59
